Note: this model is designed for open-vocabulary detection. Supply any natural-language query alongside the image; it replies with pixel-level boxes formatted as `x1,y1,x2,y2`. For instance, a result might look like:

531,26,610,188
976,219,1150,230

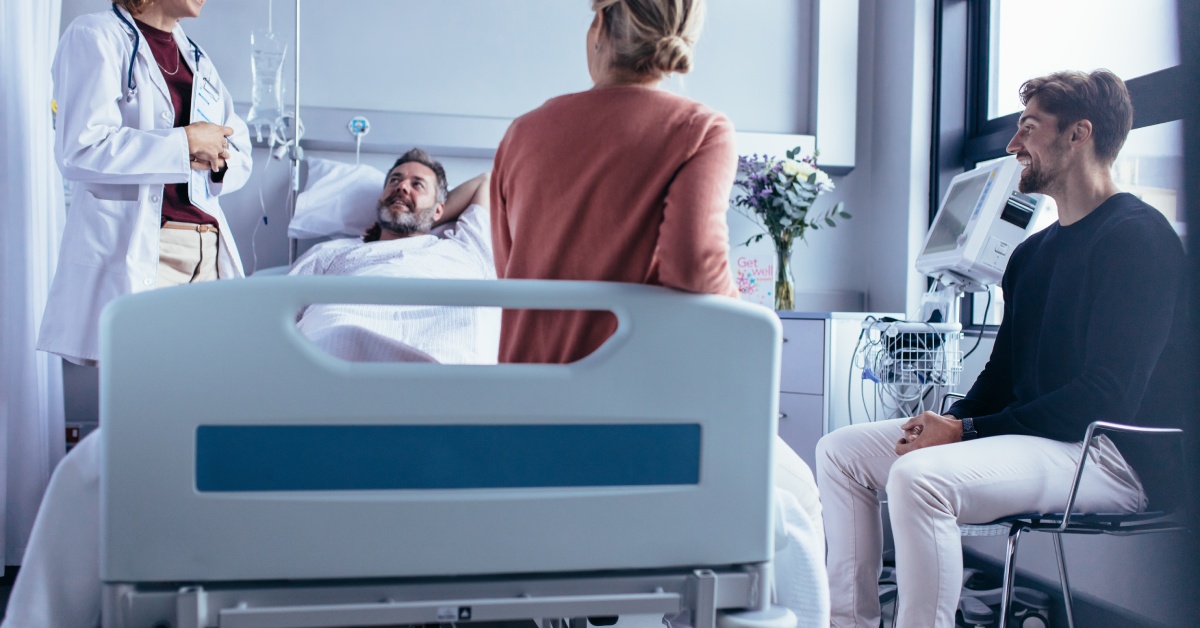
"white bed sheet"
290,204,499,364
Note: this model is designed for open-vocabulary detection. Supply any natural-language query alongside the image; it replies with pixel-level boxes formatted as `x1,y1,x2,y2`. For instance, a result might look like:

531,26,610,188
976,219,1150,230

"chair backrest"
99,277,783,583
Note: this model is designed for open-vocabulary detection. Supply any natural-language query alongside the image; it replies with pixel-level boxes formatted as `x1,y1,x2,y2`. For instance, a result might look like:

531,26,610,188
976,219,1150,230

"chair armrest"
1059,421,1184,531
939,392,966,415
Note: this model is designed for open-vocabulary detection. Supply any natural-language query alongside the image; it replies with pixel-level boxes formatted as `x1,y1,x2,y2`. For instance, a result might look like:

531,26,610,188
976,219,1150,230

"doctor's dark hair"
1018,69,1133,165
390,148,449,204
591,0,706,76
111,0,152,14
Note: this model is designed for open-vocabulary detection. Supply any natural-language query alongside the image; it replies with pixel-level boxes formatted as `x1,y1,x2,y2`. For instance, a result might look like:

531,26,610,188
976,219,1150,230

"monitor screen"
922,172,991,255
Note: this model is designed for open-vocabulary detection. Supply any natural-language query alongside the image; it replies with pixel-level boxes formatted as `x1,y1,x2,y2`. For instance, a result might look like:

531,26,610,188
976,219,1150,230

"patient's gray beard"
376,201,436,236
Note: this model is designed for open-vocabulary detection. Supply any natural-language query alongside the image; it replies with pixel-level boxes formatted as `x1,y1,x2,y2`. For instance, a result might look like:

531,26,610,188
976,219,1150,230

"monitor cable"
963,289,994,360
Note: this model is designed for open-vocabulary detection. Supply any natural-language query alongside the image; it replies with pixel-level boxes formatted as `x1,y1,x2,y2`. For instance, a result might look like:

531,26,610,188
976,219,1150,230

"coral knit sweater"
491,85,739,364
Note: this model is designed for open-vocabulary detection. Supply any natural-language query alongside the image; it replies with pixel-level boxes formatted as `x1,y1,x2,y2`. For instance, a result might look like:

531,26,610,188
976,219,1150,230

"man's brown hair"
1019,69,1133,165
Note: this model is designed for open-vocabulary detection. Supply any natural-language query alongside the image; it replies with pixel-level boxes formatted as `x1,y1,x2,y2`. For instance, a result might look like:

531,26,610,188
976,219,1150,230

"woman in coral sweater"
491,0,738,365
490,0,829,622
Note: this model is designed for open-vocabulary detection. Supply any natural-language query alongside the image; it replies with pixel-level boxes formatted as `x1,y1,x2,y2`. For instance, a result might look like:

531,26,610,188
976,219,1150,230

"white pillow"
288,158,385,239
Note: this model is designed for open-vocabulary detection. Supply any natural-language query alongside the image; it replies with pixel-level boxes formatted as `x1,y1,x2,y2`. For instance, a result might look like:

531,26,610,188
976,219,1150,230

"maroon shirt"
135,19,217,227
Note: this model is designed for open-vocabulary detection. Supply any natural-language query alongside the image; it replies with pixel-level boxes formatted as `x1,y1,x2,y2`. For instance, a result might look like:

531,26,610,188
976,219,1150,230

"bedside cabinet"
775,312,899,470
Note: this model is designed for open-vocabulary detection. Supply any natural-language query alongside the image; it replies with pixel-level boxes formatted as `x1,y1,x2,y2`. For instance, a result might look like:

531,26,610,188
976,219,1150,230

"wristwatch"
961,416,978,441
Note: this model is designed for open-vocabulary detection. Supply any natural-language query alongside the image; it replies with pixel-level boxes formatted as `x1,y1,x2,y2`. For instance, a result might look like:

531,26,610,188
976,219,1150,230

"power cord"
848,316,878,425
963,289,994,360
847,320,868,425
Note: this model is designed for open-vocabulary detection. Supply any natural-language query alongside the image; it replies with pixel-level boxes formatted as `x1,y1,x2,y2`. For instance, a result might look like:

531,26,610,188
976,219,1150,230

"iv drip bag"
247,29,287,143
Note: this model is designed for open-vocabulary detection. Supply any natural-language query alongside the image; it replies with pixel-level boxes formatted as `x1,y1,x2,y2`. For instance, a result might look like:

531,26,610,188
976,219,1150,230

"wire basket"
856,320,963,415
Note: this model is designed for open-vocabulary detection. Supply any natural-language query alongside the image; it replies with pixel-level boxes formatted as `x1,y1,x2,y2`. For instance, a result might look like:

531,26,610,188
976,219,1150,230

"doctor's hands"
186,122,235,171
895,411,962,455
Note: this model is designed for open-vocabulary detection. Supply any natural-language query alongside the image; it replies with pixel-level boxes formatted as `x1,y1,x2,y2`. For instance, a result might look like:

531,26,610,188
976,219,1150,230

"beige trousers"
816,418,1146,628
157,222,219,288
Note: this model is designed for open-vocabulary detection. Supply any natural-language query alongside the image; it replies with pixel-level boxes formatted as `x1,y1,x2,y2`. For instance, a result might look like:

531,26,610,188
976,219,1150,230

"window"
946,0,1187,172
1115,120,1186,235
987,0,1180,119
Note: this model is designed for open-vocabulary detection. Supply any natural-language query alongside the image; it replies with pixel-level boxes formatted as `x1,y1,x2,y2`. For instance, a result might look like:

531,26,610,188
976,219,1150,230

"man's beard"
1016,137,1068,195
376,197,436,236
1017,162,1055,195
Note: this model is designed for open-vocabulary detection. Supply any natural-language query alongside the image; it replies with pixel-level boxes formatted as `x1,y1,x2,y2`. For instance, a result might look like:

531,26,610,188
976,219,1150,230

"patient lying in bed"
291,148,499,364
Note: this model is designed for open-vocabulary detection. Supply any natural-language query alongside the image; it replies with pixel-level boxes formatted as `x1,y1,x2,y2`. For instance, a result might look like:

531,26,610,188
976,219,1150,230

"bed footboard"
100,278,783,586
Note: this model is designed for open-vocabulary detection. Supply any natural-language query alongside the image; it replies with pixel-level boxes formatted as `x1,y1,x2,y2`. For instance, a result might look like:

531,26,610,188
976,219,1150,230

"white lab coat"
38,6,251,365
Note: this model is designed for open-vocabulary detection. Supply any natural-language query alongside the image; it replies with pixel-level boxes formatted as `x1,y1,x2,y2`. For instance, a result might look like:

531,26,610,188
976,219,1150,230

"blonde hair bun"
651,35,693,74
594,0,706,78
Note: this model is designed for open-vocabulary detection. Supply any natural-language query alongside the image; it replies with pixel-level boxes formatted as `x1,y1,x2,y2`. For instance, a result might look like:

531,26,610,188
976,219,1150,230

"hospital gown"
290,203,500,364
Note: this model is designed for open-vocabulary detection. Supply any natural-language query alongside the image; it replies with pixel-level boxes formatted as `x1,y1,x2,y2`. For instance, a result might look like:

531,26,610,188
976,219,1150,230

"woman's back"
491,86,738,363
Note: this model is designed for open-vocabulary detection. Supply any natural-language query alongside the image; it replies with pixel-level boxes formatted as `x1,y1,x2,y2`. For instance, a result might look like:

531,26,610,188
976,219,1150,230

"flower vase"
773,234,795,311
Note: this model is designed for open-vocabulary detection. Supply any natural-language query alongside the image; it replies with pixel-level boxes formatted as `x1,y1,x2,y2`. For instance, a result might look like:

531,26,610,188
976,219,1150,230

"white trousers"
1,433,830,628
815,418,1146,628
156,224,219,288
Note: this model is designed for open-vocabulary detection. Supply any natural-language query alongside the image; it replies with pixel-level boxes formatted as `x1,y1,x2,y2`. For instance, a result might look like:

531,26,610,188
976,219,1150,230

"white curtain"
0,0,66,568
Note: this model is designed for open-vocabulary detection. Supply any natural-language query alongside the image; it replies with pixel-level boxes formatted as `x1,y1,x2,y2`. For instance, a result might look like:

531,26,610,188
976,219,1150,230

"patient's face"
376,162,442,237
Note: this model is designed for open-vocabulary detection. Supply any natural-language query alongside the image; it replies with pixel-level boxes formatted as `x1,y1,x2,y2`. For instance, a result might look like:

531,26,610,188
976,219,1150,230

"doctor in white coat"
38,0,251,366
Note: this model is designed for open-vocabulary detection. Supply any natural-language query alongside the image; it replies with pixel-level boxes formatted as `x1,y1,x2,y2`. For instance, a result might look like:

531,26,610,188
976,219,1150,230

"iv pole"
288,0,301,265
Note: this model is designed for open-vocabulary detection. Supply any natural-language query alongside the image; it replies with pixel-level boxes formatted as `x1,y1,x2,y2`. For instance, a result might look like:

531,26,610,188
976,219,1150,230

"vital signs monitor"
915,156,1052,288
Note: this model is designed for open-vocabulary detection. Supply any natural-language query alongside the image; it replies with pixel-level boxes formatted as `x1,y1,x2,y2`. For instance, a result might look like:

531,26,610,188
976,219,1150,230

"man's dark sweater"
947,192,1192,509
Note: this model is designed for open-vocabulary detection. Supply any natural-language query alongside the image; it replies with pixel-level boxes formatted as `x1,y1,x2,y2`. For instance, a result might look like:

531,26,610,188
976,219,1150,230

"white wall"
735,0,934,315
860,0,934,315
60,0,816,133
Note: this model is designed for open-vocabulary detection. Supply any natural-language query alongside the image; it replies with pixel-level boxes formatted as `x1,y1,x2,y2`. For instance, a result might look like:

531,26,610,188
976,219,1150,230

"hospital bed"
98,276,796,628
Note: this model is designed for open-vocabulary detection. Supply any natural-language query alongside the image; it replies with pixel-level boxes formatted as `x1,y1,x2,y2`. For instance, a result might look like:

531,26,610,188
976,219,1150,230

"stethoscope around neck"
113,4,203,99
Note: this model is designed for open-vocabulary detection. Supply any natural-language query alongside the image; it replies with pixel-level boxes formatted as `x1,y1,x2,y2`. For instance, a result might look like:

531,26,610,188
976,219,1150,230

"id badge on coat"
188,73,223,214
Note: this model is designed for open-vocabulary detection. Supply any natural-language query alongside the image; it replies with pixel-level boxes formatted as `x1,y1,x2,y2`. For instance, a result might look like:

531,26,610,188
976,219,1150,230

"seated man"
0,149,493,628
292,147,498,364
816,69,1190,628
